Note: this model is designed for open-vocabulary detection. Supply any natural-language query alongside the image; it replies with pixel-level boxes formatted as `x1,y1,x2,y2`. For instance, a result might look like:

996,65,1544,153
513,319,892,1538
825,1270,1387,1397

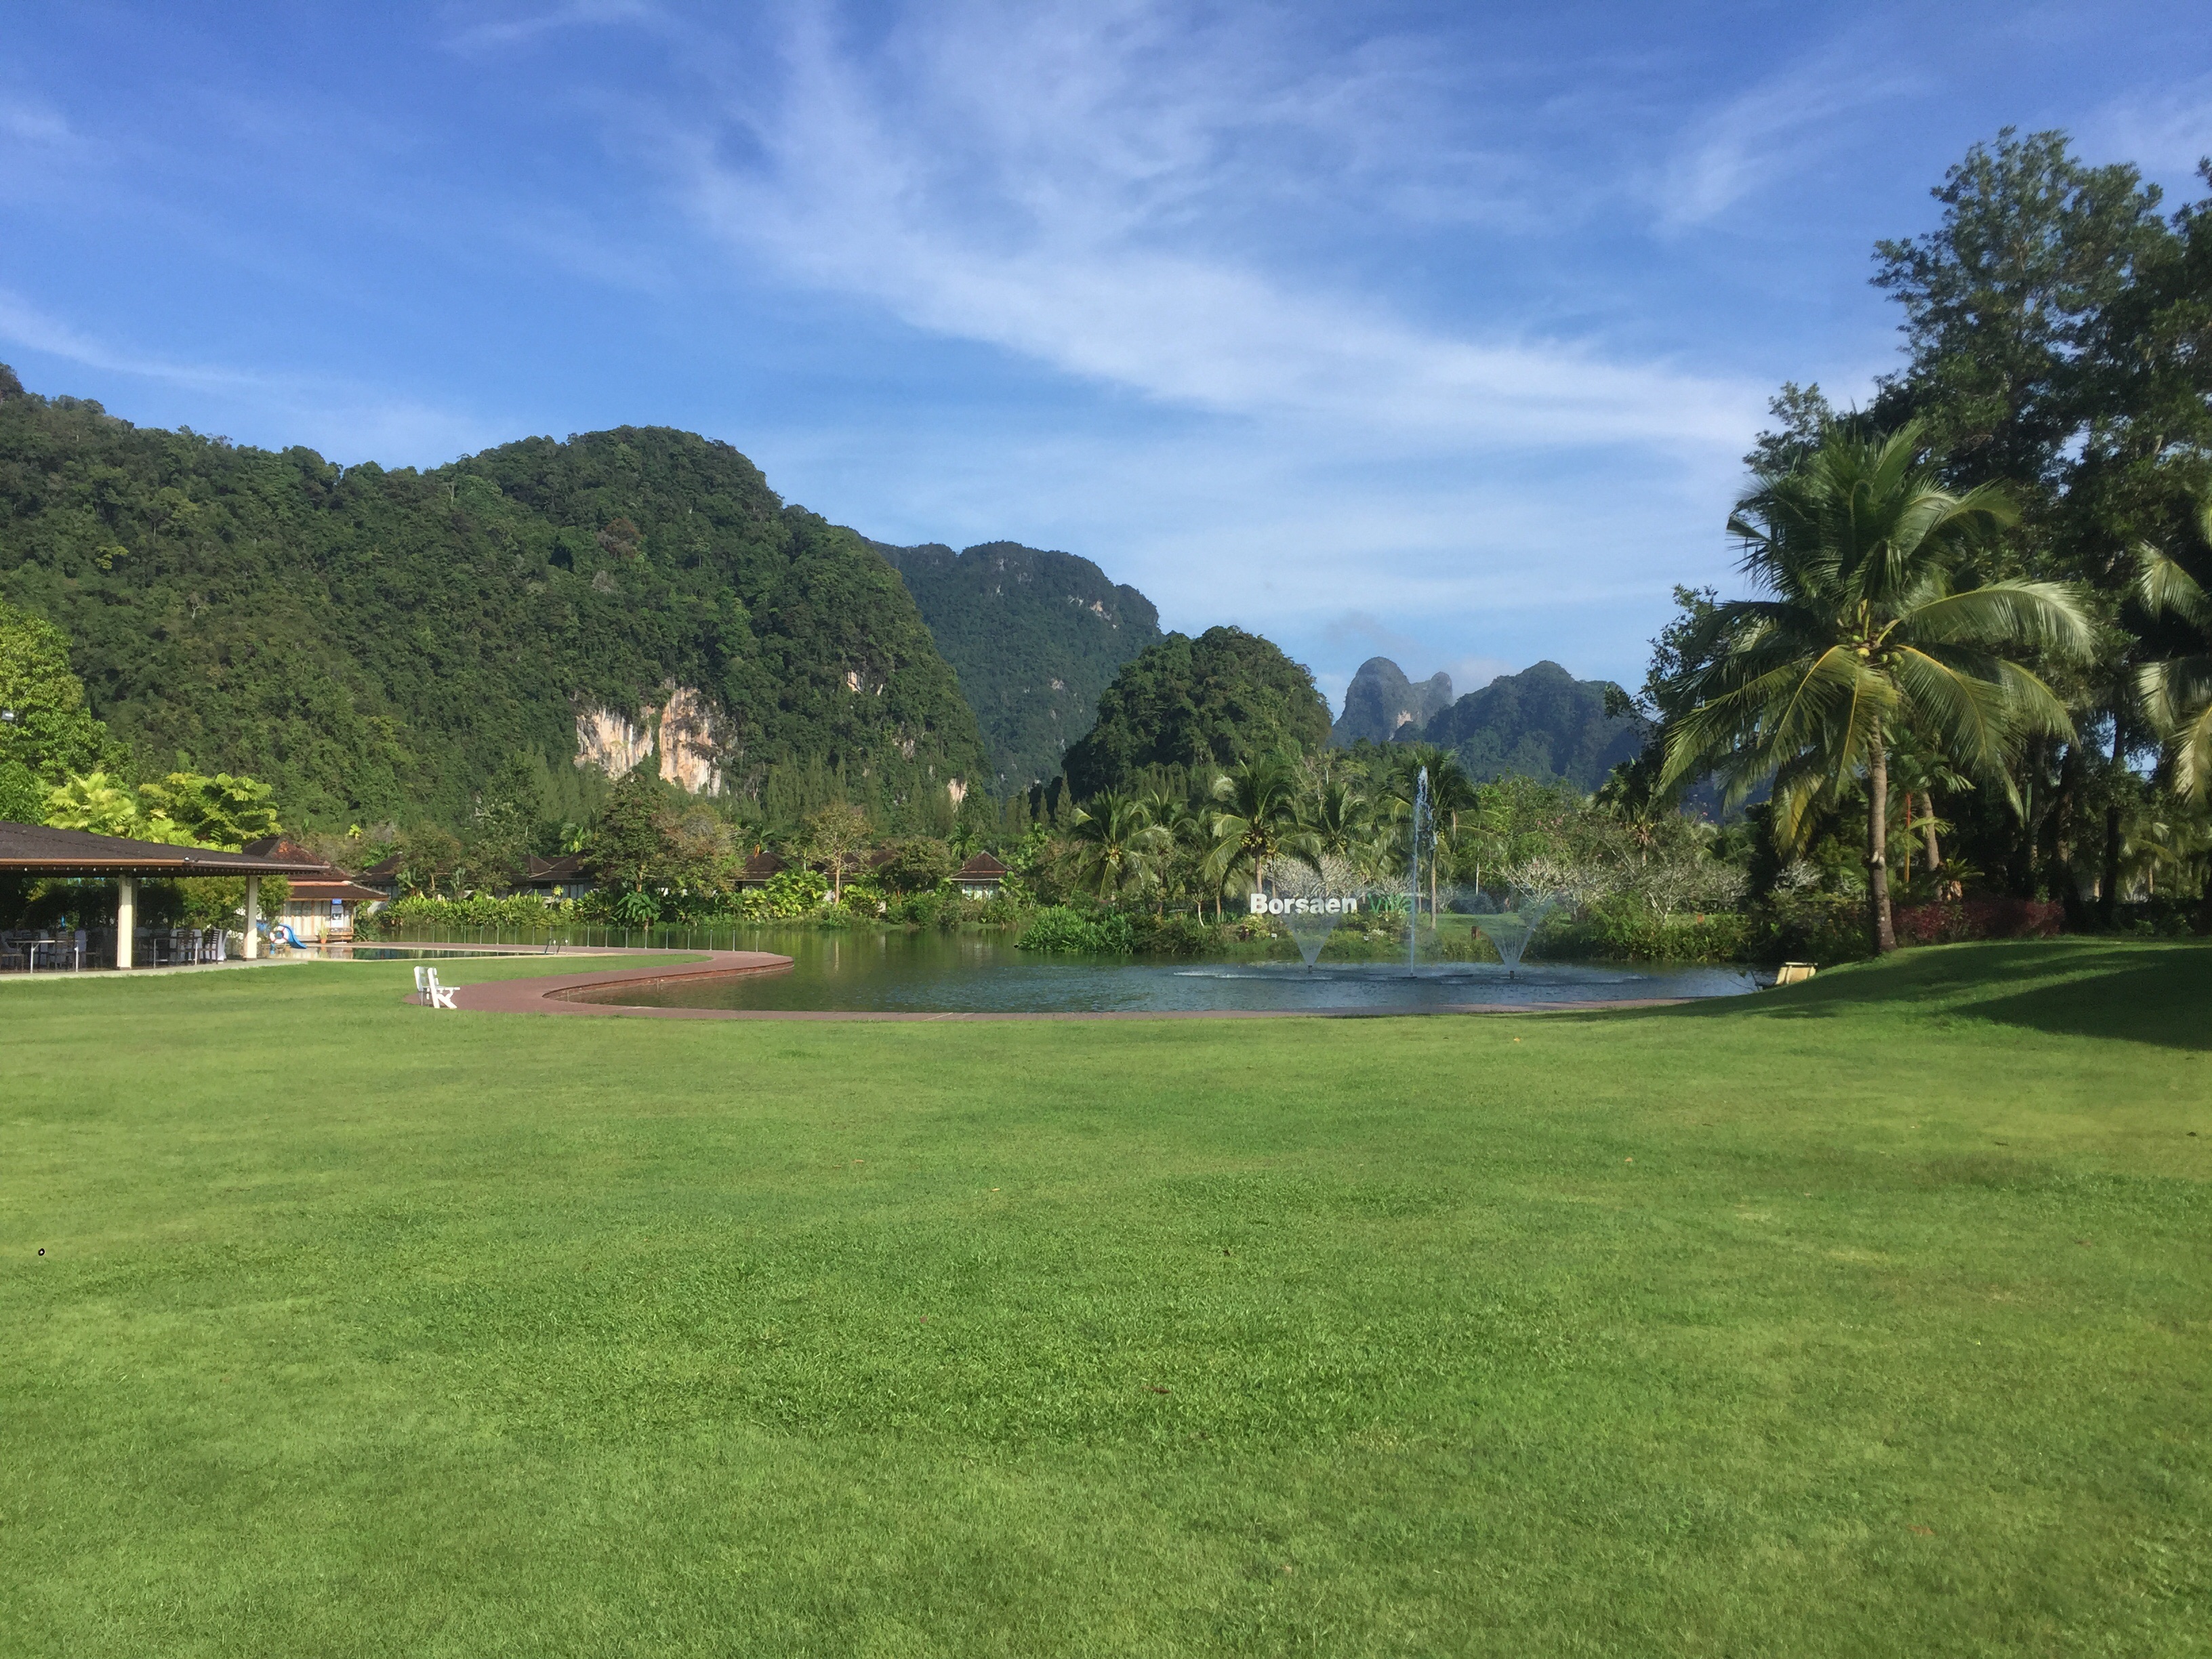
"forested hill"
872,538,1162,790
0,368,986,827
1412,659,1640,790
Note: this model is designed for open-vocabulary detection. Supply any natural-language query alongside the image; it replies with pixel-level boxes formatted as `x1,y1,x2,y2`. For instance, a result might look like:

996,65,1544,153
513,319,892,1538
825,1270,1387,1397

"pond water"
574,929,1767,1015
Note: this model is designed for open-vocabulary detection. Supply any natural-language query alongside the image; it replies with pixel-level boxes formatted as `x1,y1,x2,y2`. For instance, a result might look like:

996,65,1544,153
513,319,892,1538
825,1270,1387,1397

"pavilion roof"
0,821,331,880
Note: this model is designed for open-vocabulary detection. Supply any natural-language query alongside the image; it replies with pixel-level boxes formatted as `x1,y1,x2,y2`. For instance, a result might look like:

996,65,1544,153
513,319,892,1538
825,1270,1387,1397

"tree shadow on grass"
1597,940,2212,1051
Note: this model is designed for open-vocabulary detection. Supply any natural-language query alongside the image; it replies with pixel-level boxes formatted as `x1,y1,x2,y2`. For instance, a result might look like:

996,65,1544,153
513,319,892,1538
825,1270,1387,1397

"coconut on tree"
1658,422,2093,954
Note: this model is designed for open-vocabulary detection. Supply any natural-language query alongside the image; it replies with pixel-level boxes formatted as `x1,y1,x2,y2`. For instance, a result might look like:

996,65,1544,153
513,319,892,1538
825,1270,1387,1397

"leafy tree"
136,771,281,849
468,752,549,892
1062,627,1330,798
42,771,143,837
878,836,956,895
796,803,872,904
0,594,121,808
588,769,670,893
1659,423,2093,954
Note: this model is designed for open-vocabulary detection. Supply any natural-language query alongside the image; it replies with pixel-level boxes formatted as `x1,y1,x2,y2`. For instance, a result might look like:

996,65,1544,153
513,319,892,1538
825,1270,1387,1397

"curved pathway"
417,943,1696,1022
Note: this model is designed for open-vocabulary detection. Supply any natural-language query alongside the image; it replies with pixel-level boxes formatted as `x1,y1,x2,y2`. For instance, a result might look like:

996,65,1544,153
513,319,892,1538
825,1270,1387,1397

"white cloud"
672,0,1763,453
1654,43,1922,230
0,289,498,465
2089,75,2212,187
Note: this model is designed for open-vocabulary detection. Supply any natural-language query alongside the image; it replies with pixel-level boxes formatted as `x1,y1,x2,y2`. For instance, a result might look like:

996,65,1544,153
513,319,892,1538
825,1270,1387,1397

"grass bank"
3,941,2207,1655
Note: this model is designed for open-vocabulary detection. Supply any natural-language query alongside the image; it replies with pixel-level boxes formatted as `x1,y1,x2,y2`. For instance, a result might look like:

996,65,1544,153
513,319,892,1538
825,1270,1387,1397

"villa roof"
0,822,331,880
738,850,785,882
954,852,1009,878
522,853,591,884
285,878,389,905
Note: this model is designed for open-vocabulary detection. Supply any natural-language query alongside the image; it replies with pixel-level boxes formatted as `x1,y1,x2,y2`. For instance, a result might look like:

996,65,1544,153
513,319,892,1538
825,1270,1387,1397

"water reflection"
578,929,1766,1015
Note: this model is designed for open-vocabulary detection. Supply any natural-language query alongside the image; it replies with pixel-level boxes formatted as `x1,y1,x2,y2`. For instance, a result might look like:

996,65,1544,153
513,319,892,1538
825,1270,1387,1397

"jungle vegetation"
872,539,1163,792
0,384,987,830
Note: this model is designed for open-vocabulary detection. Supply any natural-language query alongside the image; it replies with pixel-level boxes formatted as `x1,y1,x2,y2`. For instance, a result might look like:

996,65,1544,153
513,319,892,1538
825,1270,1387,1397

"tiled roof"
0,822,329,878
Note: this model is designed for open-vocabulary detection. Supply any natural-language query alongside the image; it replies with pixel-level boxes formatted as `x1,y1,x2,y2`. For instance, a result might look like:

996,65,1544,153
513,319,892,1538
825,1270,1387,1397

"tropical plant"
2133,504,2212,802
1660,422,2093,953
1064,792,1172,905
1204,756,1320,905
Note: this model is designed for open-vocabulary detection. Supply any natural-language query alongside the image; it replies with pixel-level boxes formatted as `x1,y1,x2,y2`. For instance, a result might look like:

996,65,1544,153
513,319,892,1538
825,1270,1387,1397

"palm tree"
1660,422,2091,954
2133,500,2212,803
1204,756,1318,907
1066,792,1172,906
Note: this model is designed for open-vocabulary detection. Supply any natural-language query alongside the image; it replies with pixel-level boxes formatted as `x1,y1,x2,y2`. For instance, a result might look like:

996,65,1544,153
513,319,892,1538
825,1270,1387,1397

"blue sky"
4,2,2209,712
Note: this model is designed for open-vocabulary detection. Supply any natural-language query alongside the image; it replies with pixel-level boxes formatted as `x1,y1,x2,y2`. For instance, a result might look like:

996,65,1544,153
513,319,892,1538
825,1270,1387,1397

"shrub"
1893,897,2064,946
1017,906,1136,954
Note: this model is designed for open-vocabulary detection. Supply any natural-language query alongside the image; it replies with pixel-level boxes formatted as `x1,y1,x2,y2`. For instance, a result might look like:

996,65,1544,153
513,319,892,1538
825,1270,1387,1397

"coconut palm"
2133,499,2212,802
1065,792,1172,906
1204,756,1319,905
1660,422,2091,954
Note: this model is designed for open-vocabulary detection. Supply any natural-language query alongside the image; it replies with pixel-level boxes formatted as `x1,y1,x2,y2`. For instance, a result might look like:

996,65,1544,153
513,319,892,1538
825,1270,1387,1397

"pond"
573,929,1769,1015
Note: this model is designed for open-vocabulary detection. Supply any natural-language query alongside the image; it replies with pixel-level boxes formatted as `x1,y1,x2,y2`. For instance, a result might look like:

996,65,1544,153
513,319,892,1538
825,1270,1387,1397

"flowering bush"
1893,897,2064,945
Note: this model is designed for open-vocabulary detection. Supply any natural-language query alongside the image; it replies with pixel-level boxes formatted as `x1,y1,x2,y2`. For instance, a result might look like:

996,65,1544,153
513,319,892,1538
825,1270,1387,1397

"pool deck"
428,945,1701,1021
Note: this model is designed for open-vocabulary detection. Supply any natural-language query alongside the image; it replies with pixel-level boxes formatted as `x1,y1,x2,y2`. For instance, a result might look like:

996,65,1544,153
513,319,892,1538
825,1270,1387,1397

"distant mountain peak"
1330,657,1454,747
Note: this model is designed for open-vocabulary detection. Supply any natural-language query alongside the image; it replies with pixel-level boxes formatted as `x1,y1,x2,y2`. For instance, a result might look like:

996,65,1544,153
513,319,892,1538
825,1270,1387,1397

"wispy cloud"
0,290,498,464
670,0,1761,452
2089,74,2212,186
0,289,269,392
1655,41,1923,230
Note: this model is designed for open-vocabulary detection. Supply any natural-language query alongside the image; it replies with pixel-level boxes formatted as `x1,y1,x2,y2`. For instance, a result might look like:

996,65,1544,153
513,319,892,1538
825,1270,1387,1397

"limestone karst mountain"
1414,660,1641,790
1328,657,1455,746
873,539,1163,791
0,367,986,826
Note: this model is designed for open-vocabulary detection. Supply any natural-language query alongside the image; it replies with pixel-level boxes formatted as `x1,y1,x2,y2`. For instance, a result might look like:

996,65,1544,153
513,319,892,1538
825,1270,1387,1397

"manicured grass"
2,941,2207,1656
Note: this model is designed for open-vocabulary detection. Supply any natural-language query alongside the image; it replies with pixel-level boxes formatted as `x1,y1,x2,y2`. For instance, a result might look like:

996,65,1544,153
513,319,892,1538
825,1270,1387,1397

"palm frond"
2134,544,2212,631
1888,649,2018,777
1899,580,2094,656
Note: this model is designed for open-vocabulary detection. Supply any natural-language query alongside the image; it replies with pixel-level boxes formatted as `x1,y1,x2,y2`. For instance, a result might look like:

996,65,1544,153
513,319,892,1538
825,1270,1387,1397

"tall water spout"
1408,765,1429,975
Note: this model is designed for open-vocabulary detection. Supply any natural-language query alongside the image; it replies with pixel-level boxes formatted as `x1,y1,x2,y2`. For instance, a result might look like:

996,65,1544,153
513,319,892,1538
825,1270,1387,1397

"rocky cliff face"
574,686,724,794
1329,657,1455,747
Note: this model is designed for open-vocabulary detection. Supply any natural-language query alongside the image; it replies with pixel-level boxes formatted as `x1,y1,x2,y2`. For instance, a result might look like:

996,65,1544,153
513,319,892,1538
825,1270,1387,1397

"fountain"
1408,766,1429,975
1259,857,1366,968
1456,889,1559,974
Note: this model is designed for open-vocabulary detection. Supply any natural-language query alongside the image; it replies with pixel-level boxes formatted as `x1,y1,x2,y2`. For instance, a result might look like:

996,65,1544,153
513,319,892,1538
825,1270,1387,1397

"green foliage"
1015,905,1136,954
0,593,121,798
136,771,281,850
1061,626,1330,798
1658,422,2093,952
0,388,986,828
374,893,571,933
876,540,1163,791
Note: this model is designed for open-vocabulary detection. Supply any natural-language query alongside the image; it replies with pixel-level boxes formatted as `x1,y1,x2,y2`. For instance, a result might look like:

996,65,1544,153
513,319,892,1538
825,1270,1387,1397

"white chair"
424,966,457,1010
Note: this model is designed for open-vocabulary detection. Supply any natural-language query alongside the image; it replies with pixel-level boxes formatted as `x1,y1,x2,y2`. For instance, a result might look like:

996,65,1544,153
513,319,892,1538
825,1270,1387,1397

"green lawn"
3,942,2207,1656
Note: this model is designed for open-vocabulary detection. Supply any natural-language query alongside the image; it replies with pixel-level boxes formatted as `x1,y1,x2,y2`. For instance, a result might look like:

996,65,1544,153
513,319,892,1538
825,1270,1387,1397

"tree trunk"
1921,792,1942,872
1867,731,1896,955
2099,716,2125,928
2053,742,2086,929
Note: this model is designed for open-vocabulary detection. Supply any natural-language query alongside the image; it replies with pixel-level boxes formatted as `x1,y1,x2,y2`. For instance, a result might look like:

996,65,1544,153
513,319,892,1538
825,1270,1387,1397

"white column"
243,874,260,960
116,876,136,969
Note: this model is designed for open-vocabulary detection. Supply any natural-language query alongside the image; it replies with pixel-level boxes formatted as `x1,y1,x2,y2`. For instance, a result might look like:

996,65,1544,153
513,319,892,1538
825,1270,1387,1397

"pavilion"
0,822,330,968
